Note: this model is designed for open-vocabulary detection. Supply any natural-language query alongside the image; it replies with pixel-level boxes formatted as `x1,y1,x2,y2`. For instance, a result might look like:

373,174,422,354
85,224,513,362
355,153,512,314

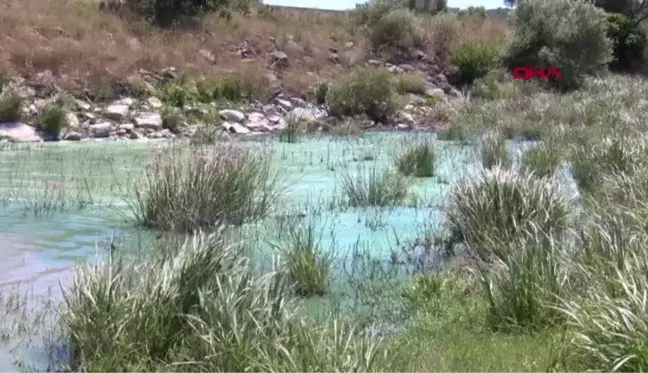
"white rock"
287,107,324,122
222,121,251,134
275,98,292,110
66,113,80,128
219,109,245,123
104,104,130,121
147,97,163,109
114,97,135,107
133,112,163,130
63,131,83,141
0,122,42,142
119,123,135,132
89,122,112,138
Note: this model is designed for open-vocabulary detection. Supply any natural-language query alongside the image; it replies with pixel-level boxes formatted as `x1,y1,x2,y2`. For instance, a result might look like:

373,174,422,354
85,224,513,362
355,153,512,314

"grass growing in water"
60,230,382,371
521,144,562,177
446,166,570,261
481,134,509,169
128,143,284,232
394,139,437,177
279,116,302,143
337,164,411,207
272,219,333,298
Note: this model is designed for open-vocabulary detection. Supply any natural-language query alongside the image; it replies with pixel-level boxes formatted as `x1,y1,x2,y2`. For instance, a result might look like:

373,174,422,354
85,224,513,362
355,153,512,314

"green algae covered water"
0,133,579,371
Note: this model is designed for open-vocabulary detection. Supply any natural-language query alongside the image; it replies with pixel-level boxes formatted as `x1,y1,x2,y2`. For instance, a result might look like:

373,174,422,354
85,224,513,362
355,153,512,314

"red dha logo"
512,66,563,80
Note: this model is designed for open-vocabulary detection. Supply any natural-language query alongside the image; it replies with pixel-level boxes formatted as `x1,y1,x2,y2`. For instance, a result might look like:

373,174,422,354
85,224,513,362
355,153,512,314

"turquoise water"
0,133,578,371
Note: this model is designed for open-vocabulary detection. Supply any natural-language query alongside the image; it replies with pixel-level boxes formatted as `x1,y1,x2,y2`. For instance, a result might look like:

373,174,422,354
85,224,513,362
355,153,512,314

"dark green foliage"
604,13,646,71
125,0,230,27
449,41,501,86
35,105,68,137
0,94,22,123
504,0,612,91
326,67,396,123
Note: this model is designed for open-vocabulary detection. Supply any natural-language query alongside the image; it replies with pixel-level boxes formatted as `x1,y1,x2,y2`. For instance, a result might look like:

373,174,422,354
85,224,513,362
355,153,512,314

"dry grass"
0,0,508,99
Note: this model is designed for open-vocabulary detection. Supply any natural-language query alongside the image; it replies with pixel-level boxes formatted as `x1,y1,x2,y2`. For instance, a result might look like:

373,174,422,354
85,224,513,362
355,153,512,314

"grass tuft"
128,143,284,232
35,104,68,137
481,133,509,169
337,164,411,207
446,166,570,261
273,219,333,298
394,138,437,177
521,144,562,178
0,93,23,123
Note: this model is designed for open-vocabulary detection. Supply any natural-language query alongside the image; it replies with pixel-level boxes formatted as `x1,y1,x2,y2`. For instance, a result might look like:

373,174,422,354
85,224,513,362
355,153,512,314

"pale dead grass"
0,0,508,99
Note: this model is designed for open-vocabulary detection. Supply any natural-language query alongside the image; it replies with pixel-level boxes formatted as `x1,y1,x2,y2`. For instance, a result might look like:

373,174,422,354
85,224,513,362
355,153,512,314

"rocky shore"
0,59,464,143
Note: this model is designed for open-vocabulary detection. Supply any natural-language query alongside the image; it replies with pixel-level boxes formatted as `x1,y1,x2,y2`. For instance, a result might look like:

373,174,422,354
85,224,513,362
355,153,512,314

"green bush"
35,105,68,137
355,0,422,50
0,93,22,123
450,41,501,85
394,73,427,95
326,67,396,122
476,229,568,332
125,0,230,27
159,82,197,108
604,13,646,72
504,0,612,90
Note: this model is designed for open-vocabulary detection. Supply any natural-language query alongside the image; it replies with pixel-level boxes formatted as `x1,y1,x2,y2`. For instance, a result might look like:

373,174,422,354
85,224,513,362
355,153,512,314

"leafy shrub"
159,82,196,107
450,41,501,85
326,67,396,122
125,0,230,27
35,104,68,137
446,166,570,261
504,0,612,90
604,13,646,72
394,73,427,95
0,93,22,122
355,0,421,50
